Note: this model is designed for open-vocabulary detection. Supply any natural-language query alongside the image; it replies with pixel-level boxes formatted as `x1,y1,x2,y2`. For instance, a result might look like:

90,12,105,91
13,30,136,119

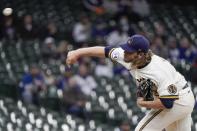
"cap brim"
120,43,136,52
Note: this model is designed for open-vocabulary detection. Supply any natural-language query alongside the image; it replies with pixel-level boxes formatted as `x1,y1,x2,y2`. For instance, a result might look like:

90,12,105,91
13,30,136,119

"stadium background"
0,0,197,131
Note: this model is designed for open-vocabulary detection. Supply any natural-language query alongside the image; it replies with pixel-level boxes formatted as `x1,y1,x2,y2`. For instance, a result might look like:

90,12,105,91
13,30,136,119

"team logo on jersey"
112,52,119,60
167,84,177,94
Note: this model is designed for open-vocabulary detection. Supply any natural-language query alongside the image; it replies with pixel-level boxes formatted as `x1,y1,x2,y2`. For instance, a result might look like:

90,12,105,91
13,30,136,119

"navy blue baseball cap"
120,34,150,53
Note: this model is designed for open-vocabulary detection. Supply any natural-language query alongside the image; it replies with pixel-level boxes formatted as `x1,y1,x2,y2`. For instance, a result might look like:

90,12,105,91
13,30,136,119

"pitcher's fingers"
66,59,71,68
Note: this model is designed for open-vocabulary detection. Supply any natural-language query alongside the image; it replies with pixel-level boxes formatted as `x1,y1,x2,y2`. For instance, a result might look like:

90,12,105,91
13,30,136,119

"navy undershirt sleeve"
160,98,175,109
104,46,114,58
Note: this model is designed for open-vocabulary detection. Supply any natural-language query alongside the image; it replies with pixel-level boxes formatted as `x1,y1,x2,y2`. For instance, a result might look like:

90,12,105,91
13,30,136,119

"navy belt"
182,83,189,89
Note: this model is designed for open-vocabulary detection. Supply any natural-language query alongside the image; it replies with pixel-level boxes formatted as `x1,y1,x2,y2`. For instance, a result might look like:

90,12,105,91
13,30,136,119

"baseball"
2,8,13,16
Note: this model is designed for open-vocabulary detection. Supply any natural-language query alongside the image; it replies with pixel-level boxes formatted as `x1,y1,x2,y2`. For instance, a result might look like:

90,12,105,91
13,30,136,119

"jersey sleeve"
104,46,133,69
158,78,179,100
104,46,113,58
105,46,124,61
158,81,178,108
152,77,178,109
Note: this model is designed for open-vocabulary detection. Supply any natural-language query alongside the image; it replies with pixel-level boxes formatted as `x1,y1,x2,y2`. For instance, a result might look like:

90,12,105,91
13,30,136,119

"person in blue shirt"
19,65,46,105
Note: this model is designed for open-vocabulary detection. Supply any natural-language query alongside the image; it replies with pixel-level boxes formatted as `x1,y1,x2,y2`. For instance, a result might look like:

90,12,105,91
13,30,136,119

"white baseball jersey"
108,47,195,131
108,48,194,131
109,47,187,103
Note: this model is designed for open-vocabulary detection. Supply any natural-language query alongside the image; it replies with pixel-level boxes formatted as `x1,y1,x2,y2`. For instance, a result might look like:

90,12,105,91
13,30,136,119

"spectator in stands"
45,22,59,40
0,16,18,41
41,37,57,63
117,0,132,16
119,15,135,36
18,14,38,40
72,15,91,47
132,0,150,18
102,0,119,14
167,37,179,64
73,63,97,96
44,69,55,87
56,40,71,61
178,37,197,63
154,22,167,41
62,77,87,118
56,68,73,90
106,26,128,46
150,36,168,58
115,0,141,23
91,19,108,44
43,69,58,98
19,65,46,105
95,59,113,78
83,0,105,15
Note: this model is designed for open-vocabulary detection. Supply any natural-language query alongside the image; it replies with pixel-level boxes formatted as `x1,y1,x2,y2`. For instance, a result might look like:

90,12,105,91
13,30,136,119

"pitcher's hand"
66,50,79,67
137,97,144,107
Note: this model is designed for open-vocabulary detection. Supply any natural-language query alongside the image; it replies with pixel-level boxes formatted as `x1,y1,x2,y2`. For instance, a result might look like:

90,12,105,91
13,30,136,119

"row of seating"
0,97,131,131
139,5,197,43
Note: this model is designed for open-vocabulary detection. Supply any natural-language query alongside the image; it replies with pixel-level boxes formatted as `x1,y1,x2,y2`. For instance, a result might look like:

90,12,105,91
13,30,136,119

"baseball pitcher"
66,34,195,131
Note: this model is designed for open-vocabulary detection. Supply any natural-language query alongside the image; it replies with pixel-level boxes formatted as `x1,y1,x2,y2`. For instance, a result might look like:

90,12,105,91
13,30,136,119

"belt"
182,83,189,89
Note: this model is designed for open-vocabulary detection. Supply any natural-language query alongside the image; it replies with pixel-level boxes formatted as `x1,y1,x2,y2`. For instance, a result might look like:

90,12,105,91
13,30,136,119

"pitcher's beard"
128,51,152,69
129,58,147,68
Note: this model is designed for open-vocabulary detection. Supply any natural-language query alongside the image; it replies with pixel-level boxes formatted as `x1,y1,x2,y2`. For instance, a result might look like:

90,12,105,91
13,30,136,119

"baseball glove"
137,79,154,101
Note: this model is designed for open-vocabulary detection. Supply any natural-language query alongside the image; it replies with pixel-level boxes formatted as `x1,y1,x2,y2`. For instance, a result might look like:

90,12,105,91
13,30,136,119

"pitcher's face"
124,51,139,63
